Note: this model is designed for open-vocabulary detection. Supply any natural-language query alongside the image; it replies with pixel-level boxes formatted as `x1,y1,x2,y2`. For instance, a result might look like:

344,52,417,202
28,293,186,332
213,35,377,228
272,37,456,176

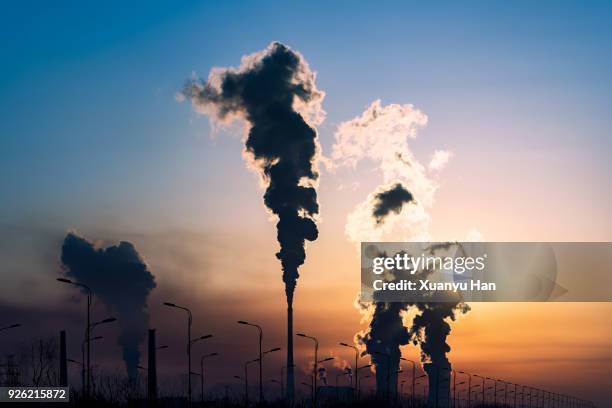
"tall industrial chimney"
59,330,67,387
147,329,157,403
425,363,451,407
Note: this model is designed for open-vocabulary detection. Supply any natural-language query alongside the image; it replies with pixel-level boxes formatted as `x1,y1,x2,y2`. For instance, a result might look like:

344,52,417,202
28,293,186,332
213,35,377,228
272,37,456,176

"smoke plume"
182,41,323,304
182,42,323,400
60,232,156,379
332,100,438,243
372,183,414,225
333,99,465,404
408,299,469,407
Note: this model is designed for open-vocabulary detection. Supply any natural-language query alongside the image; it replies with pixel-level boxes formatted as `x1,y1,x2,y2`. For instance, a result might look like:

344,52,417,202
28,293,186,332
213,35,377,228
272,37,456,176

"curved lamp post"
238,321,264,403
297,332,319,407
200,352,219,402
339,342,359,395
57,278,92,398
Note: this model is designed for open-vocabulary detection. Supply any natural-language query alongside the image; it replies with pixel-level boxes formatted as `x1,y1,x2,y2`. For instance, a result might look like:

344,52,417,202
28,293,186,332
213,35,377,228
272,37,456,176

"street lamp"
457,371,472,408
339,342,359,392
486,377,497,405
164,301,195,407
234,374,245,400
246,348,281,401
67,358,81,365
297,332,320,407
88,316,116,393
400,357,416,408
0,324,21,332
190,334,213,345
358,375,371,400
356,364,371,400
264,347,281,356
157,345,169,350
473,374,485,406
244,357,260,405
237,321,264,404
80,335,103,393
57,277,92,398
200,352,219,402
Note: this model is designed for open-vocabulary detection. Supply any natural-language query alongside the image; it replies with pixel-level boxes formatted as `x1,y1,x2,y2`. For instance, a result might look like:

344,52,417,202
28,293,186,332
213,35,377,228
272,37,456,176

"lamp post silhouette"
317,357,334,397
244,358,260,405
457,371,471,408
339,342,359,393
252,348,280,401
356,364,372,400
237,321,264,403
270,379,282,398
57,277,93,398
358,375,371,400
0,324,21,332
471,384,481,406
400,357,416,408
89,317,116,390
301,379,313,401
473,374,485,406
80,335,103,393
485,377,497,405
501,381,509,406
200,353,219,403
165,301,206,407
234,375,246,403
199,352,218,402
297,332,320,407
454,381,466,408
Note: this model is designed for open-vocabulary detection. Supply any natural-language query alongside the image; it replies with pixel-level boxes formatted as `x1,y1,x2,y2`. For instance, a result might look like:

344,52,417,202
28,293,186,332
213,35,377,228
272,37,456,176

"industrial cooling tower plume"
182,42,324,401
332,100,447,243
360,301,410,400
409,300,469,407
332,100,456,401
361,184,414,399
60,232,156,380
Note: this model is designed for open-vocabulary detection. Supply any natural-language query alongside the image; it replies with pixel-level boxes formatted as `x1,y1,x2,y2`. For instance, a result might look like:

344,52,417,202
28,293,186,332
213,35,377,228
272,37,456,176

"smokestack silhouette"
60,232,156,380
59,330,67,387
147,329,157,402
333,100,463,403
360,185,414,399
361,302,410,400
409,298,469,407
183,42,324,401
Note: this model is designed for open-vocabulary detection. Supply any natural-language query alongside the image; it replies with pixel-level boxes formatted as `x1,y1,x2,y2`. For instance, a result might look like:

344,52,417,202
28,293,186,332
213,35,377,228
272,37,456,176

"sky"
1,1,611,404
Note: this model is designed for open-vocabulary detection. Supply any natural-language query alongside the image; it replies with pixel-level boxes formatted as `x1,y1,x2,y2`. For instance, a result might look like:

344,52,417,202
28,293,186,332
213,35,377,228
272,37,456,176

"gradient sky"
1,1,611,405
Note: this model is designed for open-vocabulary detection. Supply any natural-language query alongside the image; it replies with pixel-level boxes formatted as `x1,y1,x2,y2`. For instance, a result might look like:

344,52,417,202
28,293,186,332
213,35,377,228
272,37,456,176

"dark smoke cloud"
408,300,469,406
372,183,414,225
182,42,322,304
359,301,410,398
359,185,415,397
60,232,156,379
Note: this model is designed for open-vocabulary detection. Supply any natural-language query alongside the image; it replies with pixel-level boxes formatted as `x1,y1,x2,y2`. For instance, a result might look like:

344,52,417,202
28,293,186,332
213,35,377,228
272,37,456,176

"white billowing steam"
331,99,450,244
